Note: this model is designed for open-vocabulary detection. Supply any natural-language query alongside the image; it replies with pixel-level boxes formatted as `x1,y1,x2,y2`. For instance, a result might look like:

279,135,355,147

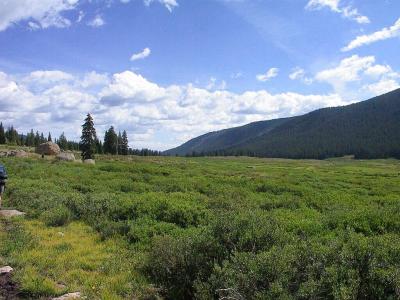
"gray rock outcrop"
83,159,95,165
57,152,76,161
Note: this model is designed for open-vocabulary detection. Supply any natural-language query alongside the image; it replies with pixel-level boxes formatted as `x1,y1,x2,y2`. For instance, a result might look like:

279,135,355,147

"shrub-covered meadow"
1,155,400,299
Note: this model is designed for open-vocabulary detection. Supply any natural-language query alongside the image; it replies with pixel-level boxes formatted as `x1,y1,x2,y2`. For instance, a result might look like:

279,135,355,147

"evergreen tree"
26,129,35,146
34,131,40,146
58,133,68,150
121,130,129,155
48,132,52,142
117,131,123,155
80,114,97,160
5,126,19,145
95,138,104,154
103,126,118,155
40,132,45,143
0,122,5,144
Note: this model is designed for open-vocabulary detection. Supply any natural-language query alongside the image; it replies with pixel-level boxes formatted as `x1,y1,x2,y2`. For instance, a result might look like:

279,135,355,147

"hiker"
0,164,7,209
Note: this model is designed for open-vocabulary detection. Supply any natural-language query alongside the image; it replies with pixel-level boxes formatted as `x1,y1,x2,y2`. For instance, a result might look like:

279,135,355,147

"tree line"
0,116,162,158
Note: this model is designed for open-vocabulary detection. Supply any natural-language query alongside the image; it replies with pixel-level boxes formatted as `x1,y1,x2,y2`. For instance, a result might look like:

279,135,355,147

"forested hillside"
165,118,288,156
166,89,400,159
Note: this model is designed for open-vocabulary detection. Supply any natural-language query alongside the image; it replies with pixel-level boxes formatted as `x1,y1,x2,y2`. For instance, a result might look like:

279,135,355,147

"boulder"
7,150,28,158
83,159,95,165
57,152,76,162
0,266,13,274
0,210,25,218
36,142,61,156
52,292,81,300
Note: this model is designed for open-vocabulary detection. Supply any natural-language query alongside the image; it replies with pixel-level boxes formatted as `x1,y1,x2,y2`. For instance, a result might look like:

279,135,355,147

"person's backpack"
0,165,7,183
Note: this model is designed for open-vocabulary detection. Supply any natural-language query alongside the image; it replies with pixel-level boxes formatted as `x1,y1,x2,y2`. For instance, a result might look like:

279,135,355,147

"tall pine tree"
80,114,97,160
34,131,40,146
117,131,123,155
121,130,129,155
48,132,52,142
58,133,68,150
104,126,118,155
0,122,5,144
26,129,35,146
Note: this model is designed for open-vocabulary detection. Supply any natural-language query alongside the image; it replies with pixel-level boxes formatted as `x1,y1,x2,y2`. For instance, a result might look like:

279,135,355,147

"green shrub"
144,228,222,299
41,205,72,227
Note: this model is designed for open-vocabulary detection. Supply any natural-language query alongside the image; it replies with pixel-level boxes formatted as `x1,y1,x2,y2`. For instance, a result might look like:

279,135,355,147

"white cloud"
341,6,369,24
77,11,85,23
315,55,399,99
306,0,340,12
0,0,180,32
206,77,227,90
0,69,352,150
342,18,400,51
315,55,375,89
130,48,151,61
87,15,105,27
28,21,41,30
363,79,400,96
0,72,38,112
143,0,179,12
100,71,165,103
0,0,78,31
256,68,279,82
364,64,392,78
81,71,110,88
289,67,313,84
24,70,74,84
122,0,178,12
306,0,369,24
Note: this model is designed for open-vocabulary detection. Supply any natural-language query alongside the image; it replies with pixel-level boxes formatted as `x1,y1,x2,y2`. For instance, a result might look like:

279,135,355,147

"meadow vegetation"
1,153,400,299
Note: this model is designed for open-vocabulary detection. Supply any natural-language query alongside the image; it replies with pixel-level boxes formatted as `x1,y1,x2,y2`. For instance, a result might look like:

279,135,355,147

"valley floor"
1,155,400,299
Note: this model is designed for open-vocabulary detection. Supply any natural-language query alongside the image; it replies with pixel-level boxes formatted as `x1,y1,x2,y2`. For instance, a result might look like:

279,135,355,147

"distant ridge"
165,89,400,159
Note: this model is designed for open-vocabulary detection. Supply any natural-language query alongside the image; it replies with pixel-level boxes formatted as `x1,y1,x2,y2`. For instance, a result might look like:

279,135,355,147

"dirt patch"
0,272,20,300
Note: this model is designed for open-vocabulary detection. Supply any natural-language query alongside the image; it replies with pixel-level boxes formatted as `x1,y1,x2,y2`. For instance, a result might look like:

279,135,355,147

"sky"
0,0,399,150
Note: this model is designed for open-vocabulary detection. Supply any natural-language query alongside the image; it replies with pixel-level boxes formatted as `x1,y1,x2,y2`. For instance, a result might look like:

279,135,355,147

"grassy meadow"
1,153,400,299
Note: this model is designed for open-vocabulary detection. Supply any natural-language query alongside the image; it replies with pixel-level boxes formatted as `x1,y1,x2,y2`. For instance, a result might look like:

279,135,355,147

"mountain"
164,118,289,156
165,89,400,159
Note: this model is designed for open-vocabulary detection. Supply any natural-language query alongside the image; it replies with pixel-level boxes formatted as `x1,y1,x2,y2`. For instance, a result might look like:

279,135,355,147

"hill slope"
165,118,289,156
165,89,400,159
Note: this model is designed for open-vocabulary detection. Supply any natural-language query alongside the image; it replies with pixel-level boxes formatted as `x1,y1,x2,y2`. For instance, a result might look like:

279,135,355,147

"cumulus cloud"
306,0,369,24
0,0,78,31
256,68,279,82
130,48,151,61
0,72,38,112
24,70,74,85
81,71,110,88
342,18,400,52
0,69,353,150
315,55,399,98
363,79,400,96
316,55,376,85
87,15,105,27
2,63,398,150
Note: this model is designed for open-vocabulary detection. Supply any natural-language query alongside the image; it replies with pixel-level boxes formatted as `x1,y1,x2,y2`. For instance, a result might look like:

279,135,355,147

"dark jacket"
0,164,7,184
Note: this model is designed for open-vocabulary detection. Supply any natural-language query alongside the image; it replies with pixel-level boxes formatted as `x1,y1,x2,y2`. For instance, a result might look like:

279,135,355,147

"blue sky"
0,0,399,149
